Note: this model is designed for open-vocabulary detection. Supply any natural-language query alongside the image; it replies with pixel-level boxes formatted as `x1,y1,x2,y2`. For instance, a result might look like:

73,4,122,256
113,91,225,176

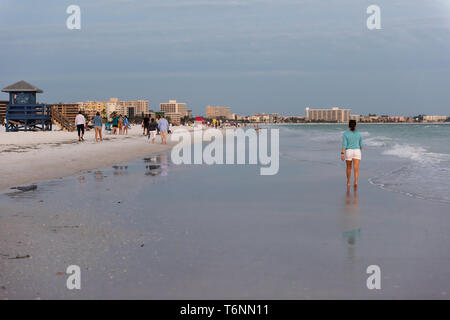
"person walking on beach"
143,115,149,135
112,114,119,135
148,118,158,144
93,112,103,142
118,115,124,135
157,115,169,144
341,120,363,187
123,115,129,135
75,111,86,142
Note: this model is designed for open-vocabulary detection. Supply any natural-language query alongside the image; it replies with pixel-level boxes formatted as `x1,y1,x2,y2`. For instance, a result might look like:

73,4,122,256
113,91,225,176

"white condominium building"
305,107,350,123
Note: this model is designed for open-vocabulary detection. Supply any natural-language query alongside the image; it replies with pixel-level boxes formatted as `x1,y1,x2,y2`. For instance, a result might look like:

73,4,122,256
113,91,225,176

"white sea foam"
382,144,450,165
364,136,392,147
375,144,450,203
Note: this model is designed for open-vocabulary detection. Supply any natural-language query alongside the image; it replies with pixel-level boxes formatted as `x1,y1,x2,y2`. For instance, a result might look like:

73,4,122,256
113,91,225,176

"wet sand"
0,126,192,191
1,152,450,299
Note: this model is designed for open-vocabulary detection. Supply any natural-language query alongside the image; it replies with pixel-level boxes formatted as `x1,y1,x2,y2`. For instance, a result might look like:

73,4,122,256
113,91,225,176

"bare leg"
99,129,103,142
95,128,98,142
353,159,360,187
346,160,352,186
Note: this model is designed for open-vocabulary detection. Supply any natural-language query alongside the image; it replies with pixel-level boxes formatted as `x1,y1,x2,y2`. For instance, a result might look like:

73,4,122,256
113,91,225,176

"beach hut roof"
2,80,43,93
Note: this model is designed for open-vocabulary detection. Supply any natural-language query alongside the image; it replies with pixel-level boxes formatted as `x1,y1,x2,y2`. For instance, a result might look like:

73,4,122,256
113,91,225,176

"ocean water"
277,123,450,205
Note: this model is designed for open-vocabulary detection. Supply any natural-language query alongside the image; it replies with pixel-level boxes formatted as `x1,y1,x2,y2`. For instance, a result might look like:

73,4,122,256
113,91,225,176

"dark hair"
157,115,161,119
78,111,82,114
96,112,100,116
349,120,357,131
151,118,155,122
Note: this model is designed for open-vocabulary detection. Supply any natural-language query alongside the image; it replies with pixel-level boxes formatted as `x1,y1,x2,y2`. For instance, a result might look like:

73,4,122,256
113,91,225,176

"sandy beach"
0,125,190,191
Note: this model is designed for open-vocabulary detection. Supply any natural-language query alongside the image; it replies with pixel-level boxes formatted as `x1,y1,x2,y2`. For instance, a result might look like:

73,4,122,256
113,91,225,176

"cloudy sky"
0,0,449,116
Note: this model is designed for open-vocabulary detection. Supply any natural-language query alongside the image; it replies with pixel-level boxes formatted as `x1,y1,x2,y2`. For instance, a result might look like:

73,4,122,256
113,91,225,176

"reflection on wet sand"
77,175,87,184
93,170,105,182
112,165,129,176
341,186,361,261
160,153,168,176
144,154,168,176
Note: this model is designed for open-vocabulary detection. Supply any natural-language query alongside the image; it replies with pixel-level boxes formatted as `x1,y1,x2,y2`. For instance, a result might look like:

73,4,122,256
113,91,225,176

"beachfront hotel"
206,105,232,119
160,100,188,117
159,100,188,125
305,107,350,123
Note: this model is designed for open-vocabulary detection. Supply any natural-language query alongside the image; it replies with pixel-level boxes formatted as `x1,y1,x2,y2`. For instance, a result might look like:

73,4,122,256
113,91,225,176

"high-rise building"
160,100,187,117
305,107,350,123
206,105,231,119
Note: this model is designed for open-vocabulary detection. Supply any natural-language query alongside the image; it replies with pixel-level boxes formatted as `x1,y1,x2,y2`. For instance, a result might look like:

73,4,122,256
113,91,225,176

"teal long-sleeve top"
342,130,363,149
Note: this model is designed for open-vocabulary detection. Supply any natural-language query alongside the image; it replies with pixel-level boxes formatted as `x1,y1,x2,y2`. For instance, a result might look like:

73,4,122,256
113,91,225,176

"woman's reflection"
341,185,361,261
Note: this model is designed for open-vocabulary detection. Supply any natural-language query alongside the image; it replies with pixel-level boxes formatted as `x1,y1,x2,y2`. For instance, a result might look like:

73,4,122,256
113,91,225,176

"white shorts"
345,149,361,161
149,130,156,139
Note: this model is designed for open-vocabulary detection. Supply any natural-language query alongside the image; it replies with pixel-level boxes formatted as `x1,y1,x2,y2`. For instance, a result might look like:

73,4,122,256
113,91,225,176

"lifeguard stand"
1,80,52,132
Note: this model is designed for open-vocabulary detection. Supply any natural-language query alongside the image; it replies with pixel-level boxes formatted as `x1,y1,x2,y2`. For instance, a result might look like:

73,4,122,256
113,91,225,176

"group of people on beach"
110,114,130,135
74,111,170,145
75,111,104,142
142,115,169,144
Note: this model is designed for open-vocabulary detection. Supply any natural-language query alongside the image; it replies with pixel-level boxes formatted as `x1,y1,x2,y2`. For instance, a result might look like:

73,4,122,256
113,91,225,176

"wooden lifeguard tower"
1,80,52,132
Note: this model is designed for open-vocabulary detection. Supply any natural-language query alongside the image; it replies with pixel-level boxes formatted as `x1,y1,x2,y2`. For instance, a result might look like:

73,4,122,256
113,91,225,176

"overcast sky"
0,0,449,116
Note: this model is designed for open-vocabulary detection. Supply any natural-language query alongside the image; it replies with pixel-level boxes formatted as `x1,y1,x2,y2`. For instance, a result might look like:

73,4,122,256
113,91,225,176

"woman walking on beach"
341,120,363,187
118,115,124,135
93,112,103,142
123,116,129,135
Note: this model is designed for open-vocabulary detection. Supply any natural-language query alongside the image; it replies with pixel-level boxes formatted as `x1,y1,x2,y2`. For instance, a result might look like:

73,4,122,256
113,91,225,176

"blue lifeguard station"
1,80,52,132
